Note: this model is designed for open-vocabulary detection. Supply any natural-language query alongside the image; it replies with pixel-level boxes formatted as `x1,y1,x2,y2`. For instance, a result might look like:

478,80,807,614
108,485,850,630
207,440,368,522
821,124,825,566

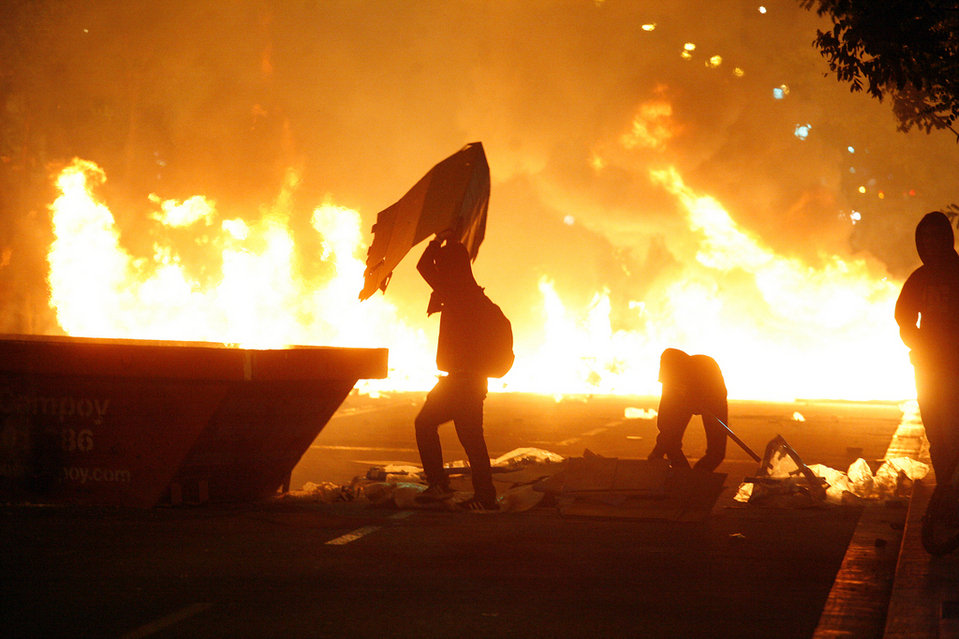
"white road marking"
122,603,212,639
325,511,415,545
309,445,418,452
326,525,382,545
557,424,616,447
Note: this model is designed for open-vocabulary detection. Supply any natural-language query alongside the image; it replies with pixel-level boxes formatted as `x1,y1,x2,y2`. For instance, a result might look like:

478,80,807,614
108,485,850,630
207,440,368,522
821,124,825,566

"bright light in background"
625,407,657,420
222,218,249,240
8,0,956,420
794,123,812,140
47,159,437,390
644,167,911,401
46,158,915,401
773,84,790,100
621,98,677,150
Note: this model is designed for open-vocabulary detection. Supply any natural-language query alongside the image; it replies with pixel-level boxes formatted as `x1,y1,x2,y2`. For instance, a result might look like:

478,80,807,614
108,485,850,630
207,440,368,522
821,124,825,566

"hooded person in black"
895,211,959,484
412,235,499,511
648,348,728,472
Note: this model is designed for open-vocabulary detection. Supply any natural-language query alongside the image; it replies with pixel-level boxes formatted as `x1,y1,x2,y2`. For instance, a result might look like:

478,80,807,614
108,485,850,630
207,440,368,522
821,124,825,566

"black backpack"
474,295,514,378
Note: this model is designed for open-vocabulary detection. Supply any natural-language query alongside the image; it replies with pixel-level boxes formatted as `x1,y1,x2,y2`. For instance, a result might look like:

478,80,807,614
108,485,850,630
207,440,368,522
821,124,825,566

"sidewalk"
884,479,959,639
813,499,906,638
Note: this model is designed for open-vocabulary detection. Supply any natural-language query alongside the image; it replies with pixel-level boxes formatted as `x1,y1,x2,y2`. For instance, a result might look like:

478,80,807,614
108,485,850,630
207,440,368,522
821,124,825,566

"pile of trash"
733,435,929,508
286,437,930,514
288,447,566,513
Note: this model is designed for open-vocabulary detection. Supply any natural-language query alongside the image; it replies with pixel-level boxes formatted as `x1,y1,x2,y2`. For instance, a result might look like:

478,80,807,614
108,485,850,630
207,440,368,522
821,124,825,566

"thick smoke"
1,0,956,339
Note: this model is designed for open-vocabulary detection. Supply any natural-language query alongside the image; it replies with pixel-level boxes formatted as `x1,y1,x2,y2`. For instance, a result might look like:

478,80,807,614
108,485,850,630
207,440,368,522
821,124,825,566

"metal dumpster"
0,335,387,507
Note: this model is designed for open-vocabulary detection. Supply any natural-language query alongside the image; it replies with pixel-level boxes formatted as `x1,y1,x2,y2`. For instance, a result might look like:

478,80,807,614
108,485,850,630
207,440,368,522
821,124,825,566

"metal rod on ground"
708,413,762,463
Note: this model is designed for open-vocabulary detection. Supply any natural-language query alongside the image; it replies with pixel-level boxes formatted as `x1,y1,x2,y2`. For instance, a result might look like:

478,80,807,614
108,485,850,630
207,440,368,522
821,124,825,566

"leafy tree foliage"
800,1,959,137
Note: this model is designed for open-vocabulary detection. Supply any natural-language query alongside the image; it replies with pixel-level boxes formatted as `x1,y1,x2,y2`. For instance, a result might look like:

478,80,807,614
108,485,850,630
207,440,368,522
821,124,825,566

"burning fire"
48,159,436,391
47,158,914,401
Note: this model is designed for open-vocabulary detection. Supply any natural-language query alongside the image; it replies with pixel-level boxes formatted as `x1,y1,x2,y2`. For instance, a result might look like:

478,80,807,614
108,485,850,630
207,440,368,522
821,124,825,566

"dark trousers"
916,366,959,484
649,393,727,472
414,374,495,501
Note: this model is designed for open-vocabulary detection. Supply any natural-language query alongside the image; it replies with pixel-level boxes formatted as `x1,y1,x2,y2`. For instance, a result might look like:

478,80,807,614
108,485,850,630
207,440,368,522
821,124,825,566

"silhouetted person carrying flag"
413,234,513,512
895,211,959,485
648,348,728,472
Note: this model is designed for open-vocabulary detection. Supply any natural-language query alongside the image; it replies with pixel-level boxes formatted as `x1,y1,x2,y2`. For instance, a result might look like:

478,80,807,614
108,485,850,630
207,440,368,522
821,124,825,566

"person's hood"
916,211,957,266
658,348,690,385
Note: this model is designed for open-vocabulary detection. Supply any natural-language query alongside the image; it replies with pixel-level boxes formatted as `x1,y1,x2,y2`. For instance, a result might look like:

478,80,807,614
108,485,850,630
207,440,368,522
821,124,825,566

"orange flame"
46,158,914,400
47,159,435,391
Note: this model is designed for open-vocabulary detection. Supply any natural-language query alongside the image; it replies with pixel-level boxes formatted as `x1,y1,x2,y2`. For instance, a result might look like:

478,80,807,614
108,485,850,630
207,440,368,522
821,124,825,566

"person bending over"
648,348,728,472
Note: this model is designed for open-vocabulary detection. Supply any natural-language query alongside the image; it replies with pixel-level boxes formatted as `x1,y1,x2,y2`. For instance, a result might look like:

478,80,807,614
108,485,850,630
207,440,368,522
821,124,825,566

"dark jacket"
659,348,727,416
895,212,959,371
417,240,486,375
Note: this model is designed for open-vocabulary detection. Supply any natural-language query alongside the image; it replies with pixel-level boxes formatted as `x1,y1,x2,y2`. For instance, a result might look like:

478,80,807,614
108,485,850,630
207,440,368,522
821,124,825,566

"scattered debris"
364,464,424,482
491,447,565,469
285,447,567,512
536,450,726,521
624,407,657,420
288,438,930,517
734,435,929,508
297,481,356,503
734,435,827,508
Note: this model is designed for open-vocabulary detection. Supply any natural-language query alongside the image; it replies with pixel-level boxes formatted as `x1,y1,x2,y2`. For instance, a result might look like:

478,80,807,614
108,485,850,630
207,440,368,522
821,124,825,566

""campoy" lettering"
0,389,110,425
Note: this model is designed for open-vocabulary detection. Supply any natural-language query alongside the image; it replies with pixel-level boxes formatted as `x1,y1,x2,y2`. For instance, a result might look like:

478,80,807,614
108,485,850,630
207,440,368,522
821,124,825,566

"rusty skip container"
0,335,387,507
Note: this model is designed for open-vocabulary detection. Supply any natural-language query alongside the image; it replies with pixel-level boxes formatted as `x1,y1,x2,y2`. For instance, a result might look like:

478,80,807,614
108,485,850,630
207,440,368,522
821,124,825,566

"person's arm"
894,274,922,351
416,238,443,291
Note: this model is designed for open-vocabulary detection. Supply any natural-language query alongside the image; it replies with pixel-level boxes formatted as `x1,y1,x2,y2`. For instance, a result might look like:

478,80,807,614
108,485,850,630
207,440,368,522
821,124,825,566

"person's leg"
917,368,959,484
654,394,692,470
414,379,455,488
694,410,727,472
647,437,666,461
450,379,496,504
647,398,670,462
454,418,496,503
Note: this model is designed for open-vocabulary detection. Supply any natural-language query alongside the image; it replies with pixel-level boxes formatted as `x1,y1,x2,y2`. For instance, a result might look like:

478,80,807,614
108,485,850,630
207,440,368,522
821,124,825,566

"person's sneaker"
456,496,500,513
414,483,455,503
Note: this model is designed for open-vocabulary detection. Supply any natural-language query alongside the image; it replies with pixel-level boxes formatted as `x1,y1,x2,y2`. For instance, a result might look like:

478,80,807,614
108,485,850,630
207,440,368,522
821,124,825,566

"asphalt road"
291,392,906,489
1,393,908,638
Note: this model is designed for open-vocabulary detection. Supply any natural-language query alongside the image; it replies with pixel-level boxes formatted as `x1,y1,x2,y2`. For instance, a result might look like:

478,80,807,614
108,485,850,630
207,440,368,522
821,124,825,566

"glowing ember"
46,158,914,401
